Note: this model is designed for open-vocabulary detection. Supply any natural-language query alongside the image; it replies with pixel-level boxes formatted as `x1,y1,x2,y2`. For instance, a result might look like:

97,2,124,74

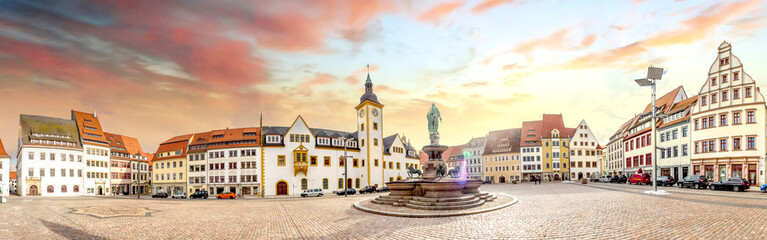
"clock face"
372,109,379,117
359,110,364,117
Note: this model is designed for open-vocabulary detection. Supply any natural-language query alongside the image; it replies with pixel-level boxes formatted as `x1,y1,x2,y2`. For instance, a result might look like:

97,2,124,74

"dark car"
151,192,168,198
359,186,377,194
611,175,627,183
678,175,708,189
709,178,750,192
482,179,493,184
377,186,390,193
657,176,676,186
336,188,356,195
189,190,209,199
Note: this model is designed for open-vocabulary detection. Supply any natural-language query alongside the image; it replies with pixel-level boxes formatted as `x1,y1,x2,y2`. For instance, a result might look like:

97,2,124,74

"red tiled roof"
521,120,542,147
0,138,9,158
206,127,260,150
154,135,191,161
540,114,571,139
9,171,16,180
104,132,129,155
71,110,110,147
659,96,698,129
642,86,683,114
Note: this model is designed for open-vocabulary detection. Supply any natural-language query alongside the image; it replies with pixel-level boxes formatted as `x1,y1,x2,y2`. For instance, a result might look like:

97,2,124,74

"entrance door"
578,172,583,180
553,174,560,181
276,181,288,195
499,176,506,183
98,186,103,195
749,164,757,185
347,178,353,189
30,185,38,196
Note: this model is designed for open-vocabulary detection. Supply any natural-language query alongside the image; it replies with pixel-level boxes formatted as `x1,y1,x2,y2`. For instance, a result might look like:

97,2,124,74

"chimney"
93,110,97,118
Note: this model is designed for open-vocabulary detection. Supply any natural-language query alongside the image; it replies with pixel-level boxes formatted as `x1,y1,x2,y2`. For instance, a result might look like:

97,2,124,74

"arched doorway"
347,178,353,189
276,181,288,195
29,185,39,196
396,176,402,181
499,176,506,183
578,172,583,180
553,174,560,181
98,186,103,195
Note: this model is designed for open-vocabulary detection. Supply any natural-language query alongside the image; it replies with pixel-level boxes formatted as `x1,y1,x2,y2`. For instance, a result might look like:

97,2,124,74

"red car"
629,173,651,185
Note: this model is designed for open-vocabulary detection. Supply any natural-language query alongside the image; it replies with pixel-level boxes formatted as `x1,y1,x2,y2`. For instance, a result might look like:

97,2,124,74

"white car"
301,188,323,197
171,192,187,199
599,176,612,183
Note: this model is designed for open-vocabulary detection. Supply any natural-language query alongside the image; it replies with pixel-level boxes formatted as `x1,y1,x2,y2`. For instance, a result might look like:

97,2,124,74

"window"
353,158,358,167
734,89,740,99
61,169,66,177
373,122,378,130
322,178,328,189
722,91,728,101
339,157,345,167
310,156,317,166
747,111,755,123
374,159,379,166
720,114,727,126
324,156,331,166
682,127,688,137
47,185,54,193
50,168,55,177
746,87,752,98
733,138,741,150
361,124,364,131
711,93,717,103
722,74,728,83
711,77,716,86
720,139,727,151
374,138,378,146
694,120,699,130
40,153,45,160
734,72,740,81
277,155,286,166
748,137,756,150
682,144,688,156
355,178,360,188
733,112,741,124
301,178,308,190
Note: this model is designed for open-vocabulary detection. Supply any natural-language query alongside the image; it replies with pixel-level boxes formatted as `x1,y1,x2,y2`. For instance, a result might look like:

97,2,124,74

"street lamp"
635,66,664,193
338,137,349,197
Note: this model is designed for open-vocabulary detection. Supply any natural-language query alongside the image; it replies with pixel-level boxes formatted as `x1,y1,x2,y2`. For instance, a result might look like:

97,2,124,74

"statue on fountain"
448,165,461,178
436,162,446,178
407,165,422,179
427,103,442,144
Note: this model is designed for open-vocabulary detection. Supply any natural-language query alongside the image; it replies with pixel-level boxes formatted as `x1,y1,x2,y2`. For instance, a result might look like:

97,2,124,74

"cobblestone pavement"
2,182,767,239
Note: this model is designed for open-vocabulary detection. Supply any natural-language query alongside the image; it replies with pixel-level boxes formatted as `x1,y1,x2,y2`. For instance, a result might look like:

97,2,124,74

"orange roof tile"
9,171,16,180
0,138,9,158
521,120,542,147
154,135,191,161
484,128,521,154
642,86,683,114
540,114,572,139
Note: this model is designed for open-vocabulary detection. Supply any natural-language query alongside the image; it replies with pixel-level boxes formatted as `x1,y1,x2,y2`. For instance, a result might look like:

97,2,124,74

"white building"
656,97,697,180
691,42,767,185
16,115,85,196
465,136,487,180
569,120,602,180
0,139,9,196
605,117,632,176
520,120,542,181
72,111,112,196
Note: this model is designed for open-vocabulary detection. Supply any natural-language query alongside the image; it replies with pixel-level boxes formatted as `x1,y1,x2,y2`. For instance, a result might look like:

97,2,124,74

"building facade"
539,114,574,181
482,128,521,183
465,136,487,180
152,135,190,194
656,97,697,180
569,120,601,180
0,139,9,196
605,117,633,176
691,42,767,185
72,111,112,196
520,120,542,181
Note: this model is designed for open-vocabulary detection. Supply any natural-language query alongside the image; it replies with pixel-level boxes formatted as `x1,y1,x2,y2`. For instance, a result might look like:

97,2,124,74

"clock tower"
356,72,385,187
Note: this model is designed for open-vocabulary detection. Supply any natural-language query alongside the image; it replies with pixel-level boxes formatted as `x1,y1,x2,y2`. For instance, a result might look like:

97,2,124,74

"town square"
2,0,767,239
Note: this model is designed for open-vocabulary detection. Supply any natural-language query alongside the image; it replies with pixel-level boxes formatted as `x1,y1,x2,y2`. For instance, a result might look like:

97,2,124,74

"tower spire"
365,64,372,84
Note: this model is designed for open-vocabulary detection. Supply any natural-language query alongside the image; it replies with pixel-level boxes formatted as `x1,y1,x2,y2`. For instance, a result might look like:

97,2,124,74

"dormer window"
212,135,224,139
266,135,281,144
317,137,330,145
348,141,357,148
333,139,342,146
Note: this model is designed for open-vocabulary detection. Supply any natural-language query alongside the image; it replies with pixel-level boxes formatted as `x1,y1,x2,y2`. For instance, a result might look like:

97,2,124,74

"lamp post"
635,66,664,193
339,137,348,197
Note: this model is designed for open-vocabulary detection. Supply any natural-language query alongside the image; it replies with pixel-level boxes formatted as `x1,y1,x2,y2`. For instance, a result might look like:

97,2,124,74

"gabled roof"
521,120,542,147
540,114,573,139
154,134,191,161
71,110,109,147
0,138,9,158
104,132,129,155
383,134,398,154
659,95,698,129
484,128,521,154
642,86,685,114
19,114,82,149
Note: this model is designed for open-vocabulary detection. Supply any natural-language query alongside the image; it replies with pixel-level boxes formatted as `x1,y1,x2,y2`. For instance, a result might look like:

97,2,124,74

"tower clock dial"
372,109,379,117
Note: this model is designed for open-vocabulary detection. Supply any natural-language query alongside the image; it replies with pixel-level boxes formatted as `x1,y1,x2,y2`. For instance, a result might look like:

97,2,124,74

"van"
629,173,651,185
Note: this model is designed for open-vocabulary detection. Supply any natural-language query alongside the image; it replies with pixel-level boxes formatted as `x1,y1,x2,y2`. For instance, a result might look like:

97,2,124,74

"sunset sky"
2,0,767,164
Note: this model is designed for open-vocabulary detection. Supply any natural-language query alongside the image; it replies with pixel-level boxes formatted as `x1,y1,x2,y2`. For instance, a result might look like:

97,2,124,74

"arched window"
47,185,54,193
73,185,80,193
301,178,308,190
61,185,67,193
355,178,360,188
338,178,343,189
322,178,329,189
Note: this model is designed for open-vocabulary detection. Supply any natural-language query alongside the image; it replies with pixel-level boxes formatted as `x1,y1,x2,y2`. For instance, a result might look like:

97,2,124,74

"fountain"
371,103,494,210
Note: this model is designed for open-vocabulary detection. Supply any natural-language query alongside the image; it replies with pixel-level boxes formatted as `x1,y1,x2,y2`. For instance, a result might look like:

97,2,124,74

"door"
276,181,288,195
553,174,560,181
30,185,38,196
98,186,103,195
578,172,583,180
748,164,757,185
499,176,506,183
347,178,353,189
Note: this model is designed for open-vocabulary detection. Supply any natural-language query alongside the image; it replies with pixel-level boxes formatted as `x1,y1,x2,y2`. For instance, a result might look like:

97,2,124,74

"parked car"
151,192,168,198
336,188,356,195
599,176,612,183
216,192,236,199
482,179,493,184
761,184,767,193
359,186,377,194
301,188,324,197
657,176,676,186
171,192,187,199
678,175,708,189
629,173,651,185
590,175,600,182
709,178,750,192
377,186,390,193
189,190,209,199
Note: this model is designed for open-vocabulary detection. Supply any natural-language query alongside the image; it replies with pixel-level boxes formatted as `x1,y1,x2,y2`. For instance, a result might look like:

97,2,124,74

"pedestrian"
532,176,537,185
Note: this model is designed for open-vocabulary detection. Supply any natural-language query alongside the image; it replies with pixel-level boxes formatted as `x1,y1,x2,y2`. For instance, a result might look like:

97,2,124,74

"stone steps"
407,197,481,206
411,195,476,203
405,199,486,210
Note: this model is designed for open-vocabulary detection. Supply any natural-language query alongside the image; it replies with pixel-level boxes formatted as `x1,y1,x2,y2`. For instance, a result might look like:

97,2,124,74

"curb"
352,194,518,218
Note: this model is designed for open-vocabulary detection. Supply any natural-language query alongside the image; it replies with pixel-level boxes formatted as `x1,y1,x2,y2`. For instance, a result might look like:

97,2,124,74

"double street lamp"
338,137,349,197
634,66,665,193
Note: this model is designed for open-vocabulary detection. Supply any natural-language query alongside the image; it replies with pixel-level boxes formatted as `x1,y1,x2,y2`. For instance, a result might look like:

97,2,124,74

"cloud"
305,73,337,86
345,64,381,84
31,78,71,88
562,42,647,70
471,0,512,14
375,85,408,95
417,1,464,25
580,34,597,48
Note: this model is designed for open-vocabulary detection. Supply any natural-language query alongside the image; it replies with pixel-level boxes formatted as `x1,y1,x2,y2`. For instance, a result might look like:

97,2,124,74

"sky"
1,0,767,165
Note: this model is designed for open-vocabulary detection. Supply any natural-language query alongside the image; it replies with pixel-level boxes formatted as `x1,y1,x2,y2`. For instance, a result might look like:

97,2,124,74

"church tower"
356,70,385,187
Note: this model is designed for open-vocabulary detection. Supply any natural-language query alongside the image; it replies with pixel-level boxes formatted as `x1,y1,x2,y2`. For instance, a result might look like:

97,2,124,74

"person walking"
532,176,537,185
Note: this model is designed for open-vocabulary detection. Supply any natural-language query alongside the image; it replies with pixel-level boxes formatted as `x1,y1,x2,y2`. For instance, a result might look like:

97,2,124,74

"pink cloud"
418,1,465,25
472,0,512,14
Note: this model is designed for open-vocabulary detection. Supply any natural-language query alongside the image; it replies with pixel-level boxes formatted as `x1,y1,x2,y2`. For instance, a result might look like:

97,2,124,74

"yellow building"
151,134,191,194
482,128,521,183
539,114,575,181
